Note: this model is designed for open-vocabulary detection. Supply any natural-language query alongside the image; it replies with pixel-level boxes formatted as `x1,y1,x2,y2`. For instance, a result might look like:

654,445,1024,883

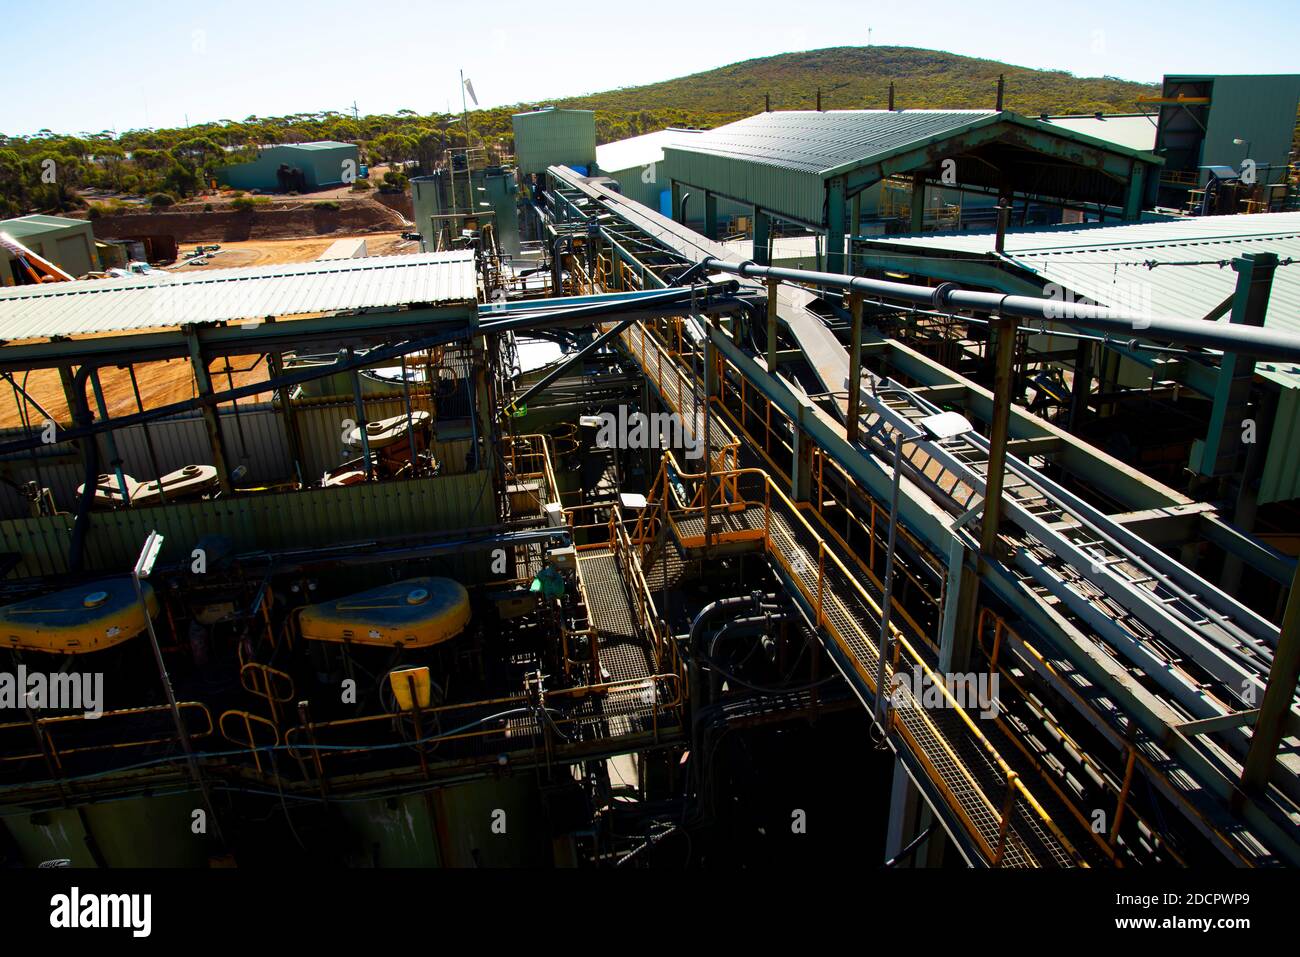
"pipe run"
701,257,1300,363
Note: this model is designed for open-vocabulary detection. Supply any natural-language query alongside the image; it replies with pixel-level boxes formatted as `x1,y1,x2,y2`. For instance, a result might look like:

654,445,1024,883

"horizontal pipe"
702,258,1300,363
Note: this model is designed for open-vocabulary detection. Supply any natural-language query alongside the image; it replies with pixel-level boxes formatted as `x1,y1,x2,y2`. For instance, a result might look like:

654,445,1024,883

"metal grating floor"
579,551,656,684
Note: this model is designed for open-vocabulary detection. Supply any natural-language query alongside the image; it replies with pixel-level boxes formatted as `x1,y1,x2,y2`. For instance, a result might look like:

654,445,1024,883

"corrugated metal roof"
0,251,477,342
596,128,703,174
667,110,1000,176
876,210,1300,404
0,214,89,240
275,141,354,151
871,212,1300,387
1039,114,1157,152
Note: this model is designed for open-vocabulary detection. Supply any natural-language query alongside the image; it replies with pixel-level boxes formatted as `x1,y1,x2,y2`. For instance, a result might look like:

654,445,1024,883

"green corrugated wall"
0,471,494,579
512,110,596,176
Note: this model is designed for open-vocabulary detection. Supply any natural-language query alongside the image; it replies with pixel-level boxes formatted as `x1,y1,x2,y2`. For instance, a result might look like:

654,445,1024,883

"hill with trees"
0,46,1162,218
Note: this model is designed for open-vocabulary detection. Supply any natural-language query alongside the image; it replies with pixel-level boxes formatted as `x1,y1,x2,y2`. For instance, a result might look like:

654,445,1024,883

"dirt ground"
166,230,417,269
1,229,423,429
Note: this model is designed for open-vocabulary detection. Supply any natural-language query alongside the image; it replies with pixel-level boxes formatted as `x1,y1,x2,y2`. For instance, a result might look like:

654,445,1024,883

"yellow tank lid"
299,577,471,649
0,578,159,655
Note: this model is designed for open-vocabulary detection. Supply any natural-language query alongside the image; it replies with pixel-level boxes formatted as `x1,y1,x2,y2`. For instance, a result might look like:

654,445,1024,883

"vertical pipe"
267,345,305,484
766,279,779,374
995,202,1011,253
847,291,864,443
401,353,419,473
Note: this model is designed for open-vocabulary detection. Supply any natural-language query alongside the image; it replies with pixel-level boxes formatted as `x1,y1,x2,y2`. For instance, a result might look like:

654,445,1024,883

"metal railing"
503,432,561,515
0,701,214,772
282,674,683,777
639,444,1087,866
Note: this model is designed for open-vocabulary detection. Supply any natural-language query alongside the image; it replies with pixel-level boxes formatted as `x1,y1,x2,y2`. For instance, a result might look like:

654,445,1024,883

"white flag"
463,78,478,107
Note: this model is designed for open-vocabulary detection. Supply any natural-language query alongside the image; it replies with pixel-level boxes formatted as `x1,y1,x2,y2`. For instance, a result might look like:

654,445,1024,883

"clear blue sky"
3,0,1296,137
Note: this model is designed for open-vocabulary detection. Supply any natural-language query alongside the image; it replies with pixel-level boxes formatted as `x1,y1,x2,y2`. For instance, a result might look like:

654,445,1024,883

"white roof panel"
1039,114,1158,152
0,251,477,342
596,128,703,174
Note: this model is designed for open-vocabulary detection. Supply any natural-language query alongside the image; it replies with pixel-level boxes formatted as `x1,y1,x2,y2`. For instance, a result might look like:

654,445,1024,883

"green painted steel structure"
512,108,596,176
1155,75,1300,190
856,212,1300,504
663,109,1163,274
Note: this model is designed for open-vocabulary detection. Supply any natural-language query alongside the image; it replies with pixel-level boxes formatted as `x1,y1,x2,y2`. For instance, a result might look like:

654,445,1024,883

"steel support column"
847,291,864,443
704,192,718,241
1243,555,1300,793
982,316,1018,556
1199,254,1276,476
910,173,926,233
185,329,233,494
826,178,847,276
753,209,771,266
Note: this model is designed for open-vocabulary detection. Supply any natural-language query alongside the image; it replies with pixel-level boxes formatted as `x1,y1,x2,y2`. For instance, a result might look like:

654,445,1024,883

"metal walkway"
545,164,1300,867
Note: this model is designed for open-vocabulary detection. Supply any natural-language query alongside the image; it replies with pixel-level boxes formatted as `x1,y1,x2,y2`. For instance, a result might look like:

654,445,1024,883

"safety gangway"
559,164,1300,865
608,313,1095,864
633,445,1099,866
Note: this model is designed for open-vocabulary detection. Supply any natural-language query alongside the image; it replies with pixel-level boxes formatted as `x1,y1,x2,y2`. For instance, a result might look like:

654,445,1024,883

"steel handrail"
655,447,1085,865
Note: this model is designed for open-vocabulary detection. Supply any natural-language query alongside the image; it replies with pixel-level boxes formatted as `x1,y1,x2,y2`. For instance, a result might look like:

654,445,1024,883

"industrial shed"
595,127,750,226
1149,74,1300,208
856,211,1300,506
0,214,99,284
662,109,1164,273
596,128,699,211
512,108,596,176
217,141,359,192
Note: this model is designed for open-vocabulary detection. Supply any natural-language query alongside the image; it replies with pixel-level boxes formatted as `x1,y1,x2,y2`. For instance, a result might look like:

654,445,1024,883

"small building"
217,141,359,192
0,214,99,284
596,128,700,212
512,108,596,177
317,237,368,260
